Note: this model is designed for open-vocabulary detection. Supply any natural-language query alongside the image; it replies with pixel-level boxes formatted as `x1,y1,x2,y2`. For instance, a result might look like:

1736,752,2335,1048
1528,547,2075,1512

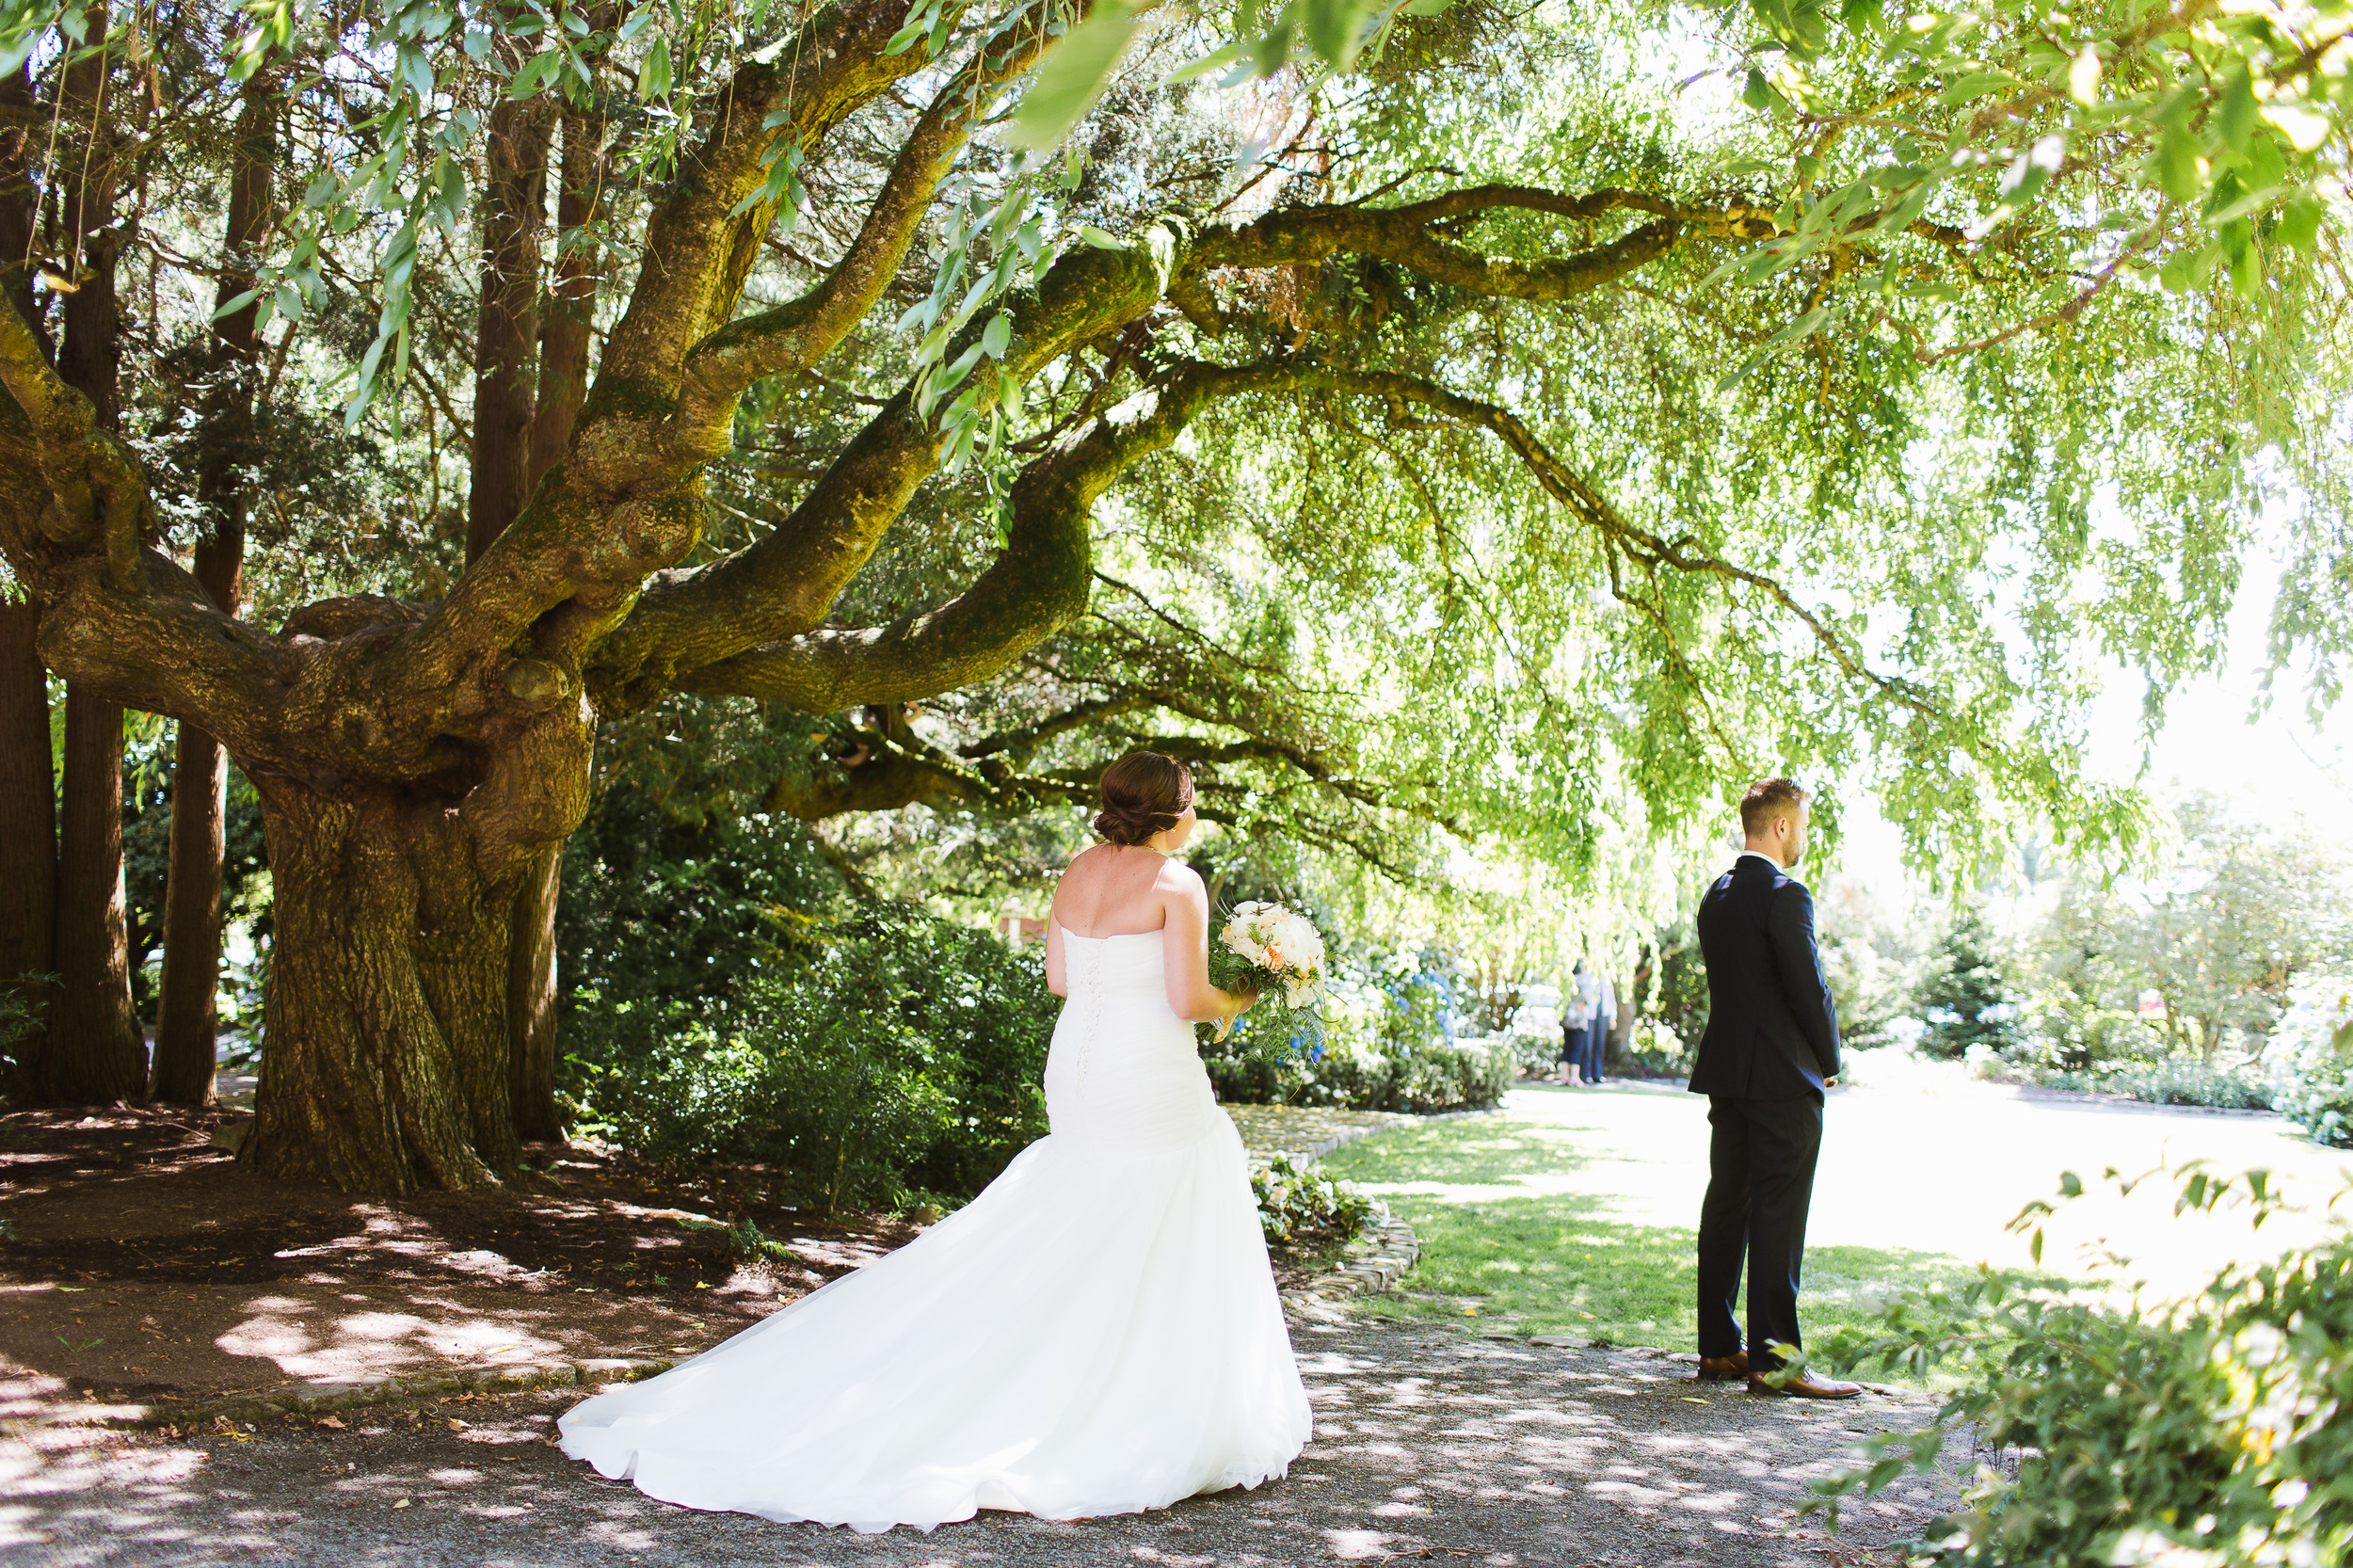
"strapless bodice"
1058,925,1170,997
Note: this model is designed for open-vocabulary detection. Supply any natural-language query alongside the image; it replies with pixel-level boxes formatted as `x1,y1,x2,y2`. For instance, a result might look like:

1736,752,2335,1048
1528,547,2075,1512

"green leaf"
2213,65,2258,154
1165,40,1249,84
2149,124,2204,204
1003,2,1141,152
1304,0,1380,68
638,35,672,99
1076,224,1127,248
980,312,1012,360
2276,195,2323,254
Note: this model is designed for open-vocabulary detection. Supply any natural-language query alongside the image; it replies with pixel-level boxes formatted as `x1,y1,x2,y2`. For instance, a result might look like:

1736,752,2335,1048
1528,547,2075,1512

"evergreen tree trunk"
0,62,50,1075
466,98,552,565
47,688,143,1100
506,107,604,1144
526,107,603,488
43,23,143,1102
506,847,563,1143
152,76,275,1105
0,593,53,1065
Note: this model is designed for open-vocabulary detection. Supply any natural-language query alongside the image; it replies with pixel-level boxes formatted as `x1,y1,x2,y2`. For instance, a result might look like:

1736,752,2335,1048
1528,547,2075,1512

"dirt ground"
0,1105,1347,1416
2,1320,1961,1567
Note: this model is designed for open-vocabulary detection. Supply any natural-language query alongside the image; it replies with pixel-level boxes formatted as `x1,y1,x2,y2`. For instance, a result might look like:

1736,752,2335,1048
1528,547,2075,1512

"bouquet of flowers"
1209,901,1328,1040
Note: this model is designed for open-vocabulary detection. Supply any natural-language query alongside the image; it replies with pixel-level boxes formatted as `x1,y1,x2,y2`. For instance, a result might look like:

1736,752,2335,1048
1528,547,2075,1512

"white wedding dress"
557,926,1312,1532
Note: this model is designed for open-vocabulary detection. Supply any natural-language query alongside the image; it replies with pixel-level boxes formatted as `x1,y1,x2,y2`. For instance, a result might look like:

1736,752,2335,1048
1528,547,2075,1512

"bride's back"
1051,843,1179,938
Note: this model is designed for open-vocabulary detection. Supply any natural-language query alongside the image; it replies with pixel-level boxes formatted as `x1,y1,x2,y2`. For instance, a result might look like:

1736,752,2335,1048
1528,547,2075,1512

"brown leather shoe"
1749,1368,1862,1400
1695,1351,1750,1382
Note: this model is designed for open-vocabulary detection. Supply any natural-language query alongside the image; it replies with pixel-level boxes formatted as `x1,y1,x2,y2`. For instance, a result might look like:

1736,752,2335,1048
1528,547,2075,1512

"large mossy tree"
0,0,2347,1188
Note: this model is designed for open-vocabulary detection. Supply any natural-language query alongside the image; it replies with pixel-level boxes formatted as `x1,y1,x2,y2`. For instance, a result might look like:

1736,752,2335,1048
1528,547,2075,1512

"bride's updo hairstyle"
1094,750,1193,846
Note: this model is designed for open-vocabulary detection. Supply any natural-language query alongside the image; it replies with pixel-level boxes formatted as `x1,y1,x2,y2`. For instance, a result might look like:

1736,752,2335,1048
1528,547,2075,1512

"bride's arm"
1044,900,1068,997
1160,869,1257,1025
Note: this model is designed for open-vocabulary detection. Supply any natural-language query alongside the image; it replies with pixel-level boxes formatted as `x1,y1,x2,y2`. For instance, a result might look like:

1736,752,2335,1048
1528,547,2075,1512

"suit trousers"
1694,1094,1823,1369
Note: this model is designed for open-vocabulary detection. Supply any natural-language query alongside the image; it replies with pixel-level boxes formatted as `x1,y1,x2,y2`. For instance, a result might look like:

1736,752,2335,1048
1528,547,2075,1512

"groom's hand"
1823,1077,1838,1088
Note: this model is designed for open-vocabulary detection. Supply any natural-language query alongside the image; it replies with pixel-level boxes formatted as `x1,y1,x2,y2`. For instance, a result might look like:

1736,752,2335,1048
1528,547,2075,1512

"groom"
1687,778,1860,1400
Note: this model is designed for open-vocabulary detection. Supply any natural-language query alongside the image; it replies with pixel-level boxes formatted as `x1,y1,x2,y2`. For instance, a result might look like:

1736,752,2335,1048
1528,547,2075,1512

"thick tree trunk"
45,688,145,1101
152,77,275,1106
243,785,532,1191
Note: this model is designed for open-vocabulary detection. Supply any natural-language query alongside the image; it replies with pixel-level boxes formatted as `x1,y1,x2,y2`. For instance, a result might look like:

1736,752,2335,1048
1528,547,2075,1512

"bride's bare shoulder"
1156,859,1207,898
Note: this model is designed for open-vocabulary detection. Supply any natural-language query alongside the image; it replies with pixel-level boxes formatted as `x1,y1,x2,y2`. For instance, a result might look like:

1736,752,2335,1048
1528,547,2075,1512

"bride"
558,750,1313,1532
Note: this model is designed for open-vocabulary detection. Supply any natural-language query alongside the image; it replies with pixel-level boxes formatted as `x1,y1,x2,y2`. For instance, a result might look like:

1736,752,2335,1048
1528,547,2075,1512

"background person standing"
1685,778,1859,1400
1556,960,1595,1084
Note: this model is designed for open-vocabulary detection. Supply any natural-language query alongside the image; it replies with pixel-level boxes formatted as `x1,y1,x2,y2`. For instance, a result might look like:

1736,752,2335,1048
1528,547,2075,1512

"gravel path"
3,1320,1960,1567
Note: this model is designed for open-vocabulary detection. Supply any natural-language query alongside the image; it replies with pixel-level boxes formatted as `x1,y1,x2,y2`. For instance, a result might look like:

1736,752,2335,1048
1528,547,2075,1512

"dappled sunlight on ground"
4,1322,1956,1565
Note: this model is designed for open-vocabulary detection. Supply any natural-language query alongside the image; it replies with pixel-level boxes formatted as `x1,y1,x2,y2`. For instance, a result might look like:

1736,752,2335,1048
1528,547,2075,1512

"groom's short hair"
1739,777,1808,838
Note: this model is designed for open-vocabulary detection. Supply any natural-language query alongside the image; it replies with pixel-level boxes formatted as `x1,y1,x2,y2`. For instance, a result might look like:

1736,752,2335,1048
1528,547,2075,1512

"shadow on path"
3,1321,1961,1567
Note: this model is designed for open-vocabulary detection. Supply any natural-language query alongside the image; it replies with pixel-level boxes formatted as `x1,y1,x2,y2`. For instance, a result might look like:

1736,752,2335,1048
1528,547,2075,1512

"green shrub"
1253,1154,1383,1247
1811,1169,2353,1567
2267,974,2353,1147
557,782,845,1030
565,904,1057,1210
2026,1056,2275,1111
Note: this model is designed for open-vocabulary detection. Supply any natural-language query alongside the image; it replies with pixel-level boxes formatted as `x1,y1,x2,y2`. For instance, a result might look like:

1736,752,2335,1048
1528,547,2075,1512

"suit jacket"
1687,856,1841,1101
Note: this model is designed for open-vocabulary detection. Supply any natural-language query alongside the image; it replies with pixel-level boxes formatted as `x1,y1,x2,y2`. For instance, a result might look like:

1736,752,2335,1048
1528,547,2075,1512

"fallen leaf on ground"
315,1416,346,1430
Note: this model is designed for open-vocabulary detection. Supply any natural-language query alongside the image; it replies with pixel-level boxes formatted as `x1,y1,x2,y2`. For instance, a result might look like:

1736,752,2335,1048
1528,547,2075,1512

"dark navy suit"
1688,852,1841,1371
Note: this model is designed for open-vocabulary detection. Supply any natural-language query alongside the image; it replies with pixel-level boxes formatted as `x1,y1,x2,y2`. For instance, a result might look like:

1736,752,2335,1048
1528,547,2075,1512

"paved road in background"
1362,1056,2353,1299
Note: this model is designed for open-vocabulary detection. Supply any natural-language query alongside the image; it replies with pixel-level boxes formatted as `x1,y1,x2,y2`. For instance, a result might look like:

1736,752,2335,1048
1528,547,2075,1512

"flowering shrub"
1252,1154,1383,1247
2265,973,2353,1147
1205,969,1514,1112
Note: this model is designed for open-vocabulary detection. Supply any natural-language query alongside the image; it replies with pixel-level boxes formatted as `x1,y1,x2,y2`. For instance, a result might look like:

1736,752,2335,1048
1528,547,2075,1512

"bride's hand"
1212,984,1259,1043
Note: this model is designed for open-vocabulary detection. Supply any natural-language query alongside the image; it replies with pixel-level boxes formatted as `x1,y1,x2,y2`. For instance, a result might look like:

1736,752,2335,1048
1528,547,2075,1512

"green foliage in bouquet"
1252,1155,1384,1249
1805,1168,2353,1567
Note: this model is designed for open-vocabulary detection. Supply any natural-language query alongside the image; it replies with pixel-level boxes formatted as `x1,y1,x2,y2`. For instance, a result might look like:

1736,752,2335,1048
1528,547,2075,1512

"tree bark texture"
152,74,276,1106
243,787,528,1191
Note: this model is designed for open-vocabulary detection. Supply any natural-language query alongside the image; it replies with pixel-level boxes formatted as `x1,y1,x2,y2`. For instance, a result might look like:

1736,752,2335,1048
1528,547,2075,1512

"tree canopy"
0,0,2346,1183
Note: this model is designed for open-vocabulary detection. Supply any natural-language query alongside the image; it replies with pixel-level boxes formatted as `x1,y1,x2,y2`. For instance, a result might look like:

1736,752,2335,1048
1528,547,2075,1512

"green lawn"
1322,1114,2061,1371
